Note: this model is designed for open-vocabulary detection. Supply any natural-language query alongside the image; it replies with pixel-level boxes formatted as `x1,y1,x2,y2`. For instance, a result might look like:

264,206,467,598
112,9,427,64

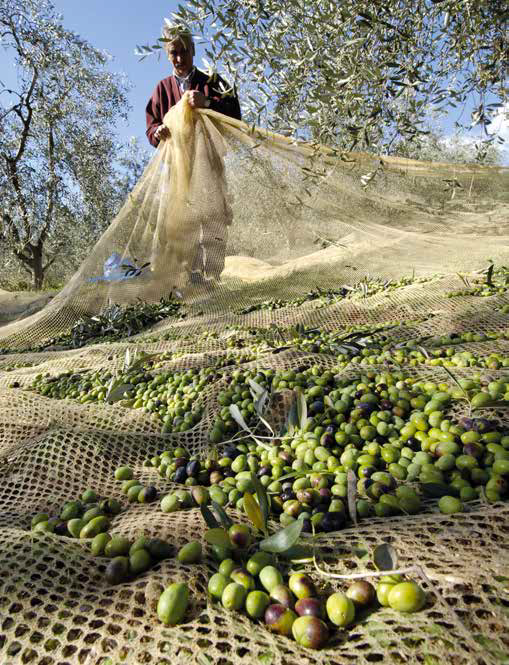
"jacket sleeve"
208,78,242,121
145,83,163,147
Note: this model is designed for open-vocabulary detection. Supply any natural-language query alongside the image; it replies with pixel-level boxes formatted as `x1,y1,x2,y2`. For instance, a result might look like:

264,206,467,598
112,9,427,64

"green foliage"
141,3,507,155
41,297,185,349
0,0,139,289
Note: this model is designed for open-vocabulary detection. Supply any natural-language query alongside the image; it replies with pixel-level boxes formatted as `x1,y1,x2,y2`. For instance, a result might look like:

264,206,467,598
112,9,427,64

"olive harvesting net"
1,93,509,665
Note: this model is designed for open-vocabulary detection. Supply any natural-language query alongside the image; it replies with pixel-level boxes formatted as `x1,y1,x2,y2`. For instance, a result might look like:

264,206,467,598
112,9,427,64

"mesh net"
1,93,509,665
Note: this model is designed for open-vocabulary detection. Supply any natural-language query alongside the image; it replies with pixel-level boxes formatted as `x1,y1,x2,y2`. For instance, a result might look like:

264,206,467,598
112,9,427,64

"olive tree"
141,2,507,155
0,0,130,289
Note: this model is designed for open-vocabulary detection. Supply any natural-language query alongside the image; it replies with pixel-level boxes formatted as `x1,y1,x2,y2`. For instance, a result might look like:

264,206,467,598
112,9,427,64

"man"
145,28,241,286
146,29,241,147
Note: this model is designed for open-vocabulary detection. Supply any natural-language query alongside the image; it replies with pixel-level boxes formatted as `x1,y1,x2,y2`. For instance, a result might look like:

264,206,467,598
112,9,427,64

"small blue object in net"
87,252,149,283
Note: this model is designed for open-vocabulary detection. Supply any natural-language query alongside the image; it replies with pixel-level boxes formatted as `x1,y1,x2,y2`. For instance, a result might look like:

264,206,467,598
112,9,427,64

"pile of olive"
31,488,122,538
285,326,509,371
100,534,173,585
206,536,426,650
114,466,159,503
31,482,173,585
447,267,509,298
29,365,216,433
151,368,509,528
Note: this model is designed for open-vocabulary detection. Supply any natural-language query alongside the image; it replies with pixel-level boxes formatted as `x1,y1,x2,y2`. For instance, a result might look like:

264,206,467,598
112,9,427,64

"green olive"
31,512,49,529
246,590,270,619
387,581,426,612
246,551,272,576
288,573,316,600
160,494,180,513
208,573,230,600
326,592,355,626
105,536,131,557
376,581,396,607
129,548,152,575
221,583,247,611
177,541,202,564
115,466,133,481
157,583,189,625
67,518,85,538
259,566,284,593
438,496,463,514
91,532,111,556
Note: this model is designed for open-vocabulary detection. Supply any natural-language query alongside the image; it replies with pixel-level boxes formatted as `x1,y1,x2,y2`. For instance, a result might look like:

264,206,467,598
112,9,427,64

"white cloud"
488,102,509,165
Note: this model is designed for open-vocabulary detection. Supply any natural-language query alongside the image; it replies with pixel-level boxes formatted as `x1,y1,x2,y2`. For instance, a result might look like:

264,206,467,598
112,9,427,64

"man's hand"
187,90,208,109
155,125,170,142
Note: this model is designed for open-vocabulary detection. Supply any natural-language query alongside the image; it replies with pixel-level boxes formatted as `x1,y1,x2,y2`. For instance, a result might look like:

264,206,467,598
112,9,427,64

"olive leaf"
210,500,233,529
420,483,460,498
243,492,265,532
200,505,219,529
324,395,334,409
347,469,357,524
248,378,265,398
279,543,314,560
287,393,299,434
228,404,250,431
296,391,308,430
105,379,132,403
251,472,269,532
204,527,230,547
486,262,494,286
228,404,271,450
441,365,469,399
373,543,399,571
472,400,509,410
259,518,304,554
248,380,273,434
126,351,161,372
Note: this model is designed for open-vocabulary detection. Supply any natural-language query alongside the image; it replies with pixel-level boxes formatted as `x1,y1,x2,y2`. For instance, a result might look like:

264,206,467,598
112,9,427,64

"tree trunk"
30,241,44,290
15,241,45,290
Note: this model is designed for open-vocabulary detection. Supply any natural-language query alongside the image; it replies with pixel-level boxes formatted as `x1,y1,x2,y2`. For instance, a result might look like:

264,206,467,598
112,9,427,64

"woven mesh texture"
1,94,509,664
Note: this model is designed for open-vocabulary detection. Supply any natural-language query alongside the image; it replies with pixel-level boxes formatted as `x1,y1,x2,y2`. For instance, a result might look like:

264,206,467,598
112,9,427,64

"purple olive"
345,581,376,608
320,433,335,448
270,584,294,609
296,489,315,505
295,597,324,618
53,521,69,537
321,511,345,532
173,467,187,484
459,417,474,430
318,488,332,503
472,418,492,433
292,616,329,649
463,442,483,459
228,524,251,549
186,460,200,477
264,604,297,636
288,573,316,600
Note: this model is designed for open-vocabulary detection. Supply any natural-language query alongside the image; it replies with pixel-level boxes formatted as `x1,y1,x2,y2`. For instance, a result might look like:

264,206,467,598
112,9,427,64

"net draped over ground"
0,94,509,664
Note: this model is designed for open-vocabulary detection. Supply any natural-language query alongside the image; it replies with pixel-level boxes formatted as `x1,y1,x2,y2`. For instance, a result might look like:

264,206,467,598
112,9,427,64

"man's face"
168,39,194,77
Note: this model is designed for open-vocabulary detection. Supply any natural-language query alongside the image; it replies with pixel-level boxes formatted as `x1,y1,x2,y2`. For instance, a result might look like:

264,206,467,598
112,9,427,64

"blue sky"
49,0,194,147
0,1,202,148
1,1,507,161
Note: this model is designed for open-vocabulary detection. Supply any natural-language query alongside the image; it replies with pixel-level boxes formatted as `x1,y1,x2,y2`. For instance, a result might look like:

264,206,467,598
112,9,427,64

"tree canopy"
144,1,508,155
0,0,131,288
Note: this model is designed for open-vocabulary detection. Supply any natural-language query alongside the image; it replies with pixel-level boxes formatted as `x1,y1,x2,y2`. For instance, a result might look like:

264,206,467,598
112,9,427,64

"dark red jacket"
145,68,242,147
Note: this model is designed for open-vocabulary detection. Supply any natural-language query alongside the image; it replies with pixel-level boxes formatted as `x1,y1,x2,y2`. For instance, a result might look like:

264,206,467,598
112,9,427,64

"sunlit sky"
1,1,507,161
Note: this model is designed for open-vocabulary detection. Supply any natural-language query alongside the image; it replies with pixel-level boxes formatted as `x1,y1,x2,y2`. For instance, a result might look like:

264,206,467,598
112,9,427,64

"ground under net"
1,93,509,665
